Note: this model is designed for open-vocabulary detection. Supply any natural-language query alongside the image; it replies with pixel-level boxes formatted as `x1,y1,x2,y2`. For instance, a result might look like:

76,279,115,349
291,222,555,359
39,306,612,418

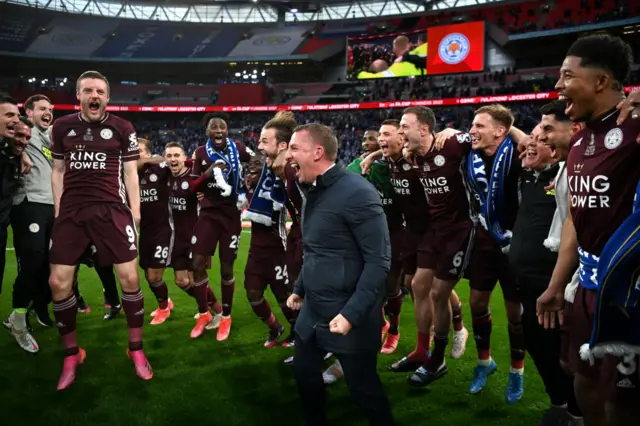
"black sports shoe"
264,325,285,348
408,363,448,387
103,304,122,321
34,307,53,328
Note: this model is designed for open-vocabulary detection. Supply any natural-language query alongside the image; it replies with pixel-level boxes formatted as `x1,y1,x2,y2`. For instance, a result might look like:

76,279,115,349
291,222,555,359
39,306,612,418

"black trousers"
518,277,581,416
10,201,54,310
72,264,120,307
0,226,6,296
293,332,395,426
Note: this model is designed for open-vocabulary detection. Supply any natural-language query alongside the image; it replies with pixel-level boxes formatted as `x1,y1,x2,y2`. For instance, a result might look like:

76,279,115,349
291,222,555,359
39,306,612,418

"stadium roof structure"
3,0,510,23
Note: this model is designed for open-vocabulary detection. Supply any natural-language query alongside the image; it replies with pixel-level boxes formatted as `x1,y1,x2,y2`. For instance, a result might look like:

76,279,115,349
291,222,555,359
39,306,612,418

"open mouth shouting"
41,114,52,128
212,133,225,146
88,101,101,115
380,141,389,156
558,94,574,118
289,160,301,179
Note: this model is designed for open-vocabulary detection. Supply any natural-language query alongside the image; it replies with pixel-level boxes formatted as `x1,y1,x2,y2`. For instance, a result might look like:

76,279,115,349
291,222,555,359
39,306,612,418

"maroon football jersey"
168,167,199,239
387,155,429,234
473,145,522,247
140,162,171,236
567,108,640,256
51,112,139,211
246,187,288,250
284,161,303,239
416,133,474,224
192,141,254,217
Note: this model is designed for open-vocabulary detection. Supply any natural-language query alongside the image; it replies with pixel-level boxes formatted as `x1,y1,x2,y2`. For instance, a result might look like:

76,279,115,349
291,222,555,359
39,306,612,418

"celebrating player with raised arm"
190,114,254,341
48,71,152,390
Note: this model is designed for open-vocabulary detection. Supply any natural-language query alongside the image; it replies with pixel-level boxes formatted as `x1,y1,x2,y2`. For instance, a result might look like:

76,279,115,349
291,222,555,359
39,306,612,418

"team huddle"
21,33,640,426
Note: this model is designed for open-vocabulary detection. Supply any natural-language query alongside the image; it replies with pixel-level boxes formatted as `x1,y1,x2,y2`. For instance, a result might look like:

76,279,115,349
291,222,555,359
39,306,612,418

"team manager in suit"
285,123,395,426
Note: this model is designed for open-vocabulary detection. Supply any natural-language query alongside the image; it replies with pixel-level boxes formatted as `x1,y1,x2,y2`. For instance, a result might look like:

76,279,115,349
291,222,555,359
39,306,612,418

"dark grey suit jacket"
293,162,391,355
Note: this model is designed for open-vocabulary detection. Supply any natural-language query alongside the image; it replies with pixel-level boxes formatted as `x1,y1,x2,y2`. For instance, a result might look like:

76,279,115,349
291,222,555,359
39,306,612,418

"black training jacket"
508,164,560,284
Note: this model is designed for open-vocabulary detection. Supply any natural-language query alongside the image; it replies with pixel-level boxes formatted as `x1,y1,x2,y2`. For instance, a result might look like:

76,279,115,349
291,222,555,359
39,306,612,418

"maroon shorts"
191,208,241,262
402,231,424,276
245,248,288,294
286,232,303,285
138,226,172,270
466,236,519,302
50,203,138,266
418,221,474,281
564,285,640,402
389,228,404,277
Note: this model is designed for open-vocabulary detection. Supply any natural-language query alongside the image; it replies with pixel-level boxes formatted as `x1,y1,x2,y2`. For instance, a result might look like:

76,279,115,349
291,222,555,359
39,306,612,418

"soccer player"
243,151,297,347
255,111,302,348
191,114,254,341
395,107,475,388
362,123,468,373
48,71,152,390
166,142,223,338
537,34,640,426
465,104,526,403
137,138,174,324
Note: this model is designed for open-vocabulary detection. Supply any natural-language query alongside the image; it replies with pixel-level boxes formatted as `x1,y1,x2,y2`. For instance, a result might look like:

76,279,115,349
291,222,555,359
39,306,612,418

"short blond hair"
475,104,514,130
293,123,338,161
138,138,152,154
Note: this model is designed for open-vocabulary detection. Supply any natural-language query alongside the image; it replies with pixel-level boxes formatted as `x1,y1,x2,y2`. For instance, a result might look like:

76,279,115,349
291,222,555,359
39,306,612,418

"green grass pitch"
0,229,549,425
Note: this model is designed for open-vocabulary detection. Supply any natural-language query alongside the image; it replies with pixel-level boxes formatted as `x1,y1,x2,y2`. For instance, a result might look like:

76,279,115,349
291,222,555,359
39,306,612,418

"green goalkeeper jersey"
347,157,403,230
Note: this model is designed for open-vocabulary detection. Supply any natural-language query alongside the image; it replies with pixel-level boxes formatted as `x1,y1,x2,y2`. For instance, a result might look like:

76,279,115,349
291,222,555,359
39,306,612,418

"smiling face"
398,113,427,153
378,124,403,158
555,56,603,123
165,146,187,176
207,118,228,149
361,130,379,153
27,99,53,131
286,130,316,184
10,122,31,155
538,113,573,161
0,102,20,138
77,77,109,122
258,127,287,167
245,155,264,189
469,112,505,152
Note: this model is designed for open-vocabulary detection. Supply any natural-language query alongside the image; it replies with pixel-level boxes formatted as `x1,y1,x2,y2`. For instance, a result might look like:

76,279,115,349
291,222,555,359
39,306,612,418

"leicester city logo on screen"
438,33,470,65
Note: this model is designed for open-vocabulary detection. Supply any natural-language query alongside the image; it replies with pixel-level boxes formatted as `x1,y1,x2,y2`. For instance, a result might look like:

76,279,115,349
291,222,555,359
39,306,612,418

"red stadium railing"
17,86,638,113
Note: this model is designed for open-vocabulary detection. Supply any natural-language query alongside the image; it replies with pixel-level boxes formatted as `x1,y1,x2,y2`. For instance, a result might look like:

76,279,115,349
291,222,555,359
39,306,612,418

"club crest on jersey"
181,181,189,190
584,134,596,156
191,236,197,244
604,128,623,150
402,163,411,171
29,223,40,233
83,128,93,141
100,129,113,140
434,155,446,167
149,174,157,182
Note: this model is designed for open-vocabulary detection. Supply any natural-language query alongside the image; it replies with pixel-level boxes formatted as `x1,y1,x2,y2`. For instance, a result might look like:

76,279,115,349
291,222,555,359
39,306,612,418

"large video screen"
347,21,485,80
